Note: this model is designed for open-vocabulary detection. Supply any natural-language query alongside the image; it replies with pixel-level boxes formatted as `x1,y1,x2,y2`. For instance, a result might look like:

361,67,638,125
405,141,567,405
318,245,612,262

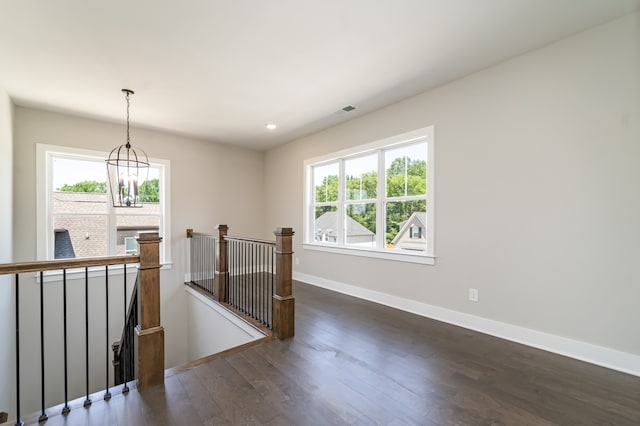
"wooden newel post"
214,224,228,303
135,232,164,390
273,228,295,339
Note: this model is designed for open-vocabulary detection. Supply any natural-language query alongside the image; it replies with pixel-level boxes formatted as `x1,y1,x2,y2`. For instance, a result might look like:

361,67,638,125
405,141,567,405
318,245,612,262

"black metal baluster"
263,245,267,325
200,236,204,291
39,271,47,421
104,266,111,400
270,246,274,328
249,242,252,315
259,245,262,324
198,235,202,290
195,235,199,288
229,240,233,306
245,241,249,314
251,243,255,319
15,274,24,426
233,240,237,307
261,245,265,324
203,236,207,291
201,235,204,289
122,264,129,394
202,236,206,291
264,245,267,325
208,236,212,293
229,239,232,306
190,235,194,285
242,241,246,313
248,242,252,317
84,267,91,407
62,269,70,415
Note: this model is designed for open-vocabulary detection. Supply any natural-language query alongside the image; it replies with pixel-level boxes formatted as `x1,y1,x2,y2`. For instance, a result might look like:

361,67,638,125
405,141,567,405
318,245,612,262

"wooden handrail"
187,228,277,246
0,255,141,275
186,230,216,238
224,235,276,246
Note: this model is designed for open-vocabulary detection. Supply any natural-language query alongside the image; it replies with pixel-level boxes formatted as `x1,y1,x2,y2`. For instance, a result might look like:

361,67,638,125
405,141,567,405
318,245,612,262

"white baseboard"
294,271,640,377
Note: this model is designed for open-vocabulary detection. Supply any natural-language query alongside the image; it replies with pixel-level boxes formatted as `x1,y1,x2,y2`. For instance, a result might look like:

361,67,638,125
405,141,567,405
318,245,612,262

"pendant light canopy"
106,89,149,207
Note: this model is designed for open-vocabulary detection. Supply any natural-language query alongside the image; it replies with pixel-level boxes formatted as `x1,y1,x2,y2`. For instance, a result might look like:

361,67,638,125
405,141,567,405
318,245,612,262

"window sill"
302,243,435,265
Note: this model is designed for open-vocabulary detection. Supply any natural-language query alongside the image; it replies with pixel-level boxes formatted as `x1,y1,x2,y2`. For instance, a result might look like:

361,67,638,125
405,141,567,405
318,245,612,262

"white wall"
264,13,640,368
12,107,266,413
185,287,264,362
0,87,15,416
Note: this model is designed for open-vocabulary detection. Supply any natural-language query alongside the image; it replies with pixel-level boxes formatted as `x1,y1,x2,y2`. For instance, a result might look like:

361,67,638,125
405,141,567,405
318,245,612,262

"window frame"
303,127,435,265
36,143,172,267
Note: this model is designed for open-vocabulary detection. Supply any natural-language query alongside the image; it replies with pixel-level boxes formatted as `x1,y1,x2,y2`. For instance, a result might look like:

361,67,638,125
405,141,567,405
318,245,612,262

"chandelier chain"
125,91,131,148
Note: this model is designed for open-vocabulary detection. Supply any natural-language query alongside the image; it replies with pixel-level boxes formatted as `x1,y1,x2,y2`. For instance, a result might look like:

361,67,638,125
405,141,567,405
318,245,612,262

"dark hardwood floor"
17,281,640,425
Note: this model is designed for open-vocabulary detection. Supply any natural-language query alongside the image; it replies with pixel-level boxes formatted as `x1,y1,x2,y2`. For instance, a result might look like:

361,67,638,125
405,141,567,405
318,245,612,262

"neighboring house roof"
391,211,427,245
315,211,374,237
54,228,76,259
52,191,160,257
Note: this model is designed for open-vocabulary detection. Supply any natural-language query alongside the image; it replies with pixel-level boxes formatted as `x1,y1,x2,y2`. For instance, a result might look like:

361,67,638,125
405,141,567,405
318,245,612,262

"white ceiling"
1,1,639,150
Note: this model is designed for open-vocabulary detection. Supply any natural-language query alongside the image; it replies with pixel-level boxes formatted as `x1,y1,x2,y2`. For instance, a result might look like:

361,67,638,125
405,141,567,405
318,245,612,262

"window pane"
385,142,427,198
52,157,107,213
314,206,338,243
53,157,108,193
52,191,107,214
385,200,427,250
345,154,377,200
345,203,376,247
314,163,339,203
139,167,161,203
53,215,108,258
115,215,161,255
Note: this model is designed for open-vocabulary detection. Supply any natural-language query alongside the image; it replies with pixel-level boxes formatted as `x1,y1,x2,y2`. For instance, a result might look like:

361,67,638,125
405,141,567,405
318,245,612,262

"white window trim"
303,127,435,265
36,143,172,268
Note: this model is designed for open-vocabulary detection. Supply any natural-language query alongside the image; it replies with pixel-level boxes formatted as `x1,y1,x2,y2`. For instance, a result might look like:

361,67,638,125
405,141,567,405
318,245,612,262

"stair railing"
186,225,295,339
0,232,163,426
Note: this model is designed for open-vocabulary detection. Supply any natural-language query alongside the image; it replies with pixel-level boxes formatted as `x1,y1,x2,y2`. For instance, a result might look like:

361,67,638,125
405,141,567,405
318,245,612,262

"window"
304,127,434,264
410,226,422,239
37,144,171,264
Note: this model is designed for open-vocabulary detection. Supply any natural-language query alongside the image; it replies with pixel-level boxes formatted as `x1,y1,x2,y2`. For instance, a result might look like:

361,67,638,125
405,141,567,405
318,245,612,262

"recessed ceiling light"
266,123,277,130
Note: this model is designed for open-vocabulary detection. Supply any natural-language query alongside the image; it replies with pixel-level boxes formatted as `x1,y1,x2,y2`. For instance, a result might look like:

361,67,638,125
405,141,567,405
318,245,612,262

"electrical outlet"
295,257,300,265
469,288,479,302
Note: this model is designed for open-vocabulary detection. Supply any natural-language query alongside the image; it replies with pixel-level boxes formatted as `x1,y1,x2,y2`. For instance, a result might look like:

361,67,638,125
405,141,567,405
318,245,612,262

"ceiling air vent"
341,105,356,112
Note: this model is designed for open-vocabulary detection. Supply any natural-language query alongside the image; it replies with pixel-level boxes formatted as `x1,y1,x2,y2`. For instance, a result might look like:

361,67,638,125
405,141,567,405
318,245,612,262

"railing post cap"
137,232,162,243
216,224,229,231
186,228,193,238
274,228,295,236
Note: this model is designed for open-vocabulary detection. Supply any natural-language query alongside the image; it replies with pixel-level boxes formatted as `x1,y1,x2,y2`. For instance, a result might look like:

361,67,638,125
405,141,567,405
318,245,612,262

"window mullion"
338,159,345,246
376,149,385,249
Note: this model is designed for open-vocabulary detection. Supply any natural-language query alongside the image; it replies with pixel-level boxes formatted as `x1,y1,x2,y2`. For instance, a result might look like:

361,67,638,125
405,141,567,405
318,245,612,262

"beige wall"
13,106,266,374
264,13,640,356
0,86,15,416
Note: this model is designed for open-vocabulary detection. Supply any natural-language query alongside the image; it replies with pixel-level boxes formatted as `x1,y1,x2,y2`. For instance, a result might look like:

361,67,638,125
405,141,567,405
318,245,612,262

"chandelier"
106,89,149,207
